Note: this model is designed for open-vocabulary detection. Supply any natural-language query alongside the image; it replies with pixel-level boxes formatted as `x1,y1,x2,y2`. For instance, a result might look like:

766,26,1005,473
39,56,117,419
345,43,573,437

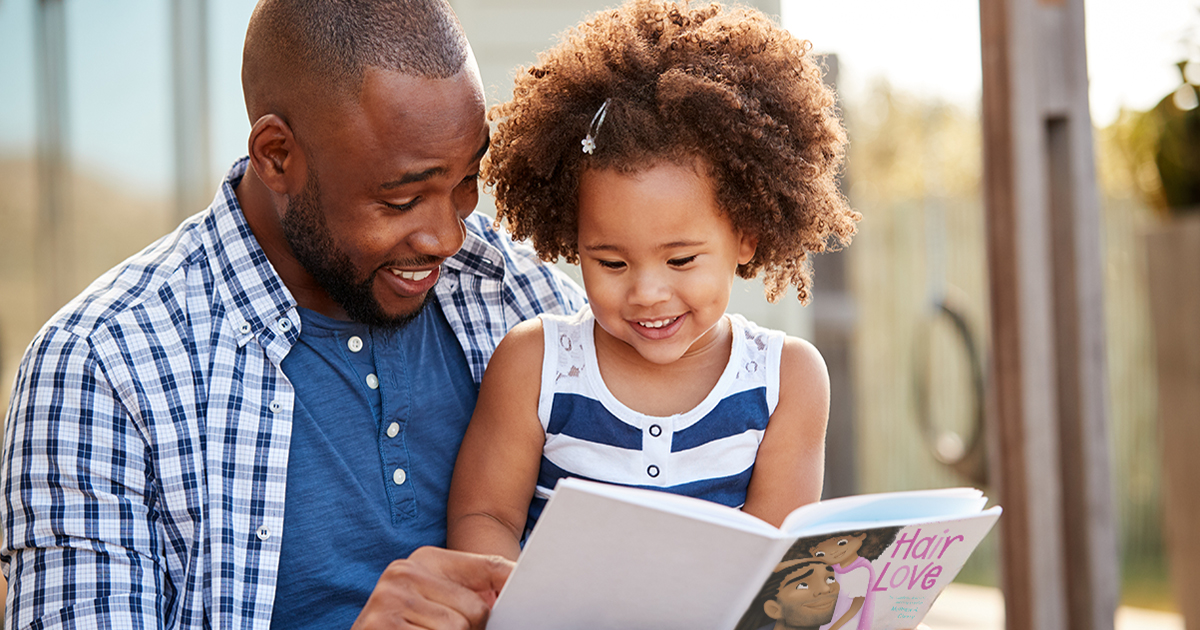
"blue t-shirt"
270,303,478,629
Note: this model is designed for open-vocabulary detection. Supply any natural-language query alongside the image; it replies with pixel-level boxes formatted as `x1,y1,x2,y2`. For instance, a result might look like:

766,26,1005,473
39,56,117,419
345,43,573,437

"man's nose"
409,198,467,259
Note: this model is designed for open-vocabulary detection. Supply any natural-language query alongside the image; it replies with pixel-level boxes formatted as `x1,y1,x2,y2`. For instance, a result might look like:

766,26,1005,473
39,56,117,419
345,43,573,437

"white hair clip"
581,99,611,155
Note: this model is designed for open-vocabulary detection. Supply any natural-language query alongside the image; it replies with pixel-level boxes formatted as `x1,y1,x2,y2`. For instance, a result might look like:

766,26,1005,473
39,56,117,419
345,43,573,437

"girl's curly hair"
483,0,860,303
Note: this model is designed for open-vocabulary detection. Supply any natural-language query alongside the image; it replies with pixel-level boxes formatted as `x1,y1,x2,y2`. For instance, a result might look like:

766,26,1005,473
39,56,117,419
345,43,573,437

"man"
737,558,841,630
1,1,583,628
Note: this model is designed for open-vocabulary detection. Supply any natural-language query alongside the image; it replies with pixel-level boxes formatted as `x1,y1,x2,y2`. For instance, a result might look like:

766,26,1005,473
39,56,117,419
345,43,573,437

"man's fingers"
412,546,514,596
353,548,515,630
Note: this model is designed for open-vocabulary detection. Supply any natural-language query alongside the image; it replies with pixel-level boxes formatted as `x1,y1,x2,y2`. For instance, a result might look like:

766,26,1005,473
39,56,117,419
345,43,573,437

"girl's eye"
667,256,696,267
795,582,809,590
837,539,848,546
814,551,825,557
597,260,626,270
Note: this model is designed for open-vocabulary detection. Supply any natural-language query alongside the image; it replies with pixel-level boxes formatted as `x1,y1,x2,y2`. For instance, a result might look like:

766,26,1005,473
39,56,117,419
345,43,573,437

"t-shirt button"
647,465,660,478
256,525,271,541
386,422,400,438
393,468,407,485
649,424,662,437
347,336,364,353
366,373,380,389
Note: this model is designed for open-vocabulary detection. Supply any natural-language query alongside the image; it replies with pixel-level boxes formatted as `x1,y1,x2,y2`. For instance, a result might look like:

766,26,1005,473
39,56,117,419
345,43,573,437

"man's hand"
352,546,514,630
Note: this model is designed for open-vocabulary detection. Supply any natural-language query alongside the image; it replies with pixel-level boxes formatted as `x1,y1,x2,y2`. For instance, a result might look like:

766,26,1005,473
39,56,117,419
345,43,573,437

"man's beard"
280,173,429,330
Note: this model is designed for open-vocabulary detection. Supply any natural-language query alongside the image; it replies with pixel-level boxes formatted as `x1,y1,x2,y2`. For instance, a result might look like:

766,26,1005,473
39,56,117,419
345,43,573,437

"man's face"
283,62,489,328
764,560,840,629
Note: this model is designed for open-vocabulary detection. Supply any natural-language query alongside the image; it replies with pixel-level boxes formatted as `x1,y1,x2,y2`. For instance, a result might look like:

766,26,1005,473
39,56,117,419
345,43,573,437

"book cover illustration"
734,517,997,630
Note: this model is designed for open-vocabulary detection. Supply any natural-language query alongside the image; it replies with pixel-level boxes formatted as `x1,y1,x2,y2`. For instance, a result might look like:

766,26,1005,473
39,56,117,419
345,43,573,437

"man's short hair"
243,0,471,117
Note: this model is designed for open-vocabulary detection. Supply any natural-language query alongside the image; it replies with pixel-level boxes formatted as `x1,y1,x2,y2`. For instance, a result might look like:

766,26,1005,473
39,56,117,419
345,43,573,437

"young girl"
446,0,860,561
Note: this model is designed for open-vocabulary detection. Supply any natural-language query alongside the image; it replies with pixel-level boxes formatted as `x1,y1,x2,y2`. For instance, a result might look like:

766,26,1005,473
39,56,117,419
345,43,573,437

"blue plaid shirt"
1,158,585,630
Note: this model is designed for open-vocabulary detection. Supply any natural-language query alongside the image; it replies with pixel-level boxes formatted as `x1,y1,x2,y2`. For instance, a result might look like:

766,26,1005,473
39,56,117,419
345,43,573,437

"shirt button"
347,336,364,353
256,525,271,541
238,322,252,334
392,468,407,485
649,424,662,437
269,400,283,413
366,373,380,389
386,422,400,438
647,465,660,478
277,318,292,332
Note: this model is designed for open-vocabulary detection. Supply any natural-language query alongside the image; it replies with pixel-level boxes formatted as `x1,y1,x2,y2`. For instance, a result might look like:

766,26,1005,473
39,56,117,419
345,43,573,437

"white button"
647,465,660,478
366,374,380,389
238,322,252,334
269,400,283,413
392,468,407,485
386,422,400,438
256,525,271,541
649,424,662,437
347,336,364,353
277,318,292,332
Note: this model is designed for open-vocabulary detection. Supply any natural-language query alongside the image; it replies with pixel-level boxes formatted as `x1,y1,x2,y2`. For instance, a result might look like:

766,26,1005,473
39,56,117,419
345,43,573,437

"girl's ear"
737,231,758,266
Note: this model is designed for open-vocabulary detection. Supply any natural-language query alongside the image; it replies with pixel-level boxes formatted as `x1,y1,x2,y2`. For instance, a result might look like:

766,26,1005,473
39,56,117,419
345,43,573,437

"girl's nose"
628,270,671,306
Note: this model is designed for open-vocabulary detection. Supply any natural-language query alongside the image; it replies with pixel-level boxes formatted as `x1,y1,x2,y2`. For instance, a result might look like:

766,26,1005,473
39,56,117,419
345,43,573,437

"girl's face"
576,160,757,366
809,533,867,566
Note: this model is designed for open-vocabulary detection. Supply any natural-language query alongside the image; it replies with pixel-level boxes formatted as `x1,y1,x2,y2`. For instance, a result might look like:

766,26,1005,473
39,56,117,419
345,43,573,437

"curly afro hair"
484,0,860,303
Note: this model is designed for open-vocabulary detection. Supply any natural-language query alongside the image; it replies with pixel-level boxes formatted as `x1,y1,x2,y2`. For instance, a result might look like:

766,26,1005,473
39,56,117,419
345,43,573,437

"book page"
488,480,794,630
782,488,986,533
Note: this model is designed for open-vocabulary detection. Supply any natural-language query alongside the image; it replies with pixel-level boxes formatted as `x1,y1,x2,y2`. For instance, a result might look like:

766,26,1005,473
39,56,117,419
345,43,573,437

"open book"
487,478,1001,630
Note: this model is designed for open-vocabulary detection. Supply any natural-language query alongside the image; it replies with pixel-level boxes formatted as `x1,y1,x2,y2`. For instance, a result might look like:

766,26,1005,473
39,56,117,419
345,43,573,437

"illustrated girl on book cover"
786,527,902,630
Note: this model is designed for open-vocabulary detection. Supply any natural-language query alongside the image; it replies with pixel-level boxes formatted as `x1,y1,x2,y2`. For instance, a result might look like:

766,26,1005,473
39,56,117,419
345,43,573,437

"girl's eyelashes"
597,259,626,270
667,255,697,267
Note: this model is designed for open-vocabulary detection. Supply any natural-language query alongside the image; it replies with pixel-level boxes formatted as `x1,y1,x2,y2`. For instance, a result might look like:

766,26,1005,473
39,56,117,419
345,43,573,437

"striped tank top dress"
526,306,786,530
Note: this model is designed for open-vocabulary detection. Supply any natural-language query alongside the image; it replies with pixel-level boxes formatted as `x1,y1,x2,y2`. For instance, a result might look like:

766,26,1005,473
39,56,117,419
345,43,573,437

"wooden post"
1145,214,1200,630
812,54,858,500
978,0,1119,629
34,0,72,320
171,0,212,222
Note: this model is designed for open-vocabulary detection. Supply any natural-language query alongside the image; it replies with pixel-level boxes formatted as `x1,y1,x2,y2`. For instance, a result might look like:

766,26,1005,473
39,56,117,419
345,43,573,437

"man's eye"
459,174,479,187
383,198,418,212
667,256,696,267
826,576,837,584
795,582,809,590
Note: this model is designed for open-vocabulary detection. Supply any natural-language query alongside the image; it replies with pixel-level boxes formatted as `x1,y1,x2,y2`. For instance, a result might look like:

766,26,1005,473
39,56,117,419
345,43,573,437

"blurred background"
1,0,1196,618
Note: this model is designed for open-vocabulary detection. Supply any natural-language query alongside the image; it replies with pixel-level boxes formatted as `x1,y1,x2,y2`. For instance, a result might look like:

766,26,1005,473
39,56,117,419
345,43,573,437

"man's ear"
737,231,758,266
764,599,783,620
247,113,307,196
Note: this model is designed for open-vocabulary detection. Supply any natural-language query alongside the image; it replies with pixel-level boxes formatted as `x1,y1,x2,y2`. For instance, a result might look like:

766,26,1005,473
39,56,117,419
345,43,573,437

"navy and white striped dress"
527,307,786,529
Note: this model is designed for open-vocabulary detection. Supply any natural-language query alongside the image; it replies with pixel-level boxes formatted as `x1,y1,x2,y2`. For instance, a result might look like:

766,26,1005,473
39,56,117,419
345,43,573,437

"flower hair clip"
581,98,611,154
